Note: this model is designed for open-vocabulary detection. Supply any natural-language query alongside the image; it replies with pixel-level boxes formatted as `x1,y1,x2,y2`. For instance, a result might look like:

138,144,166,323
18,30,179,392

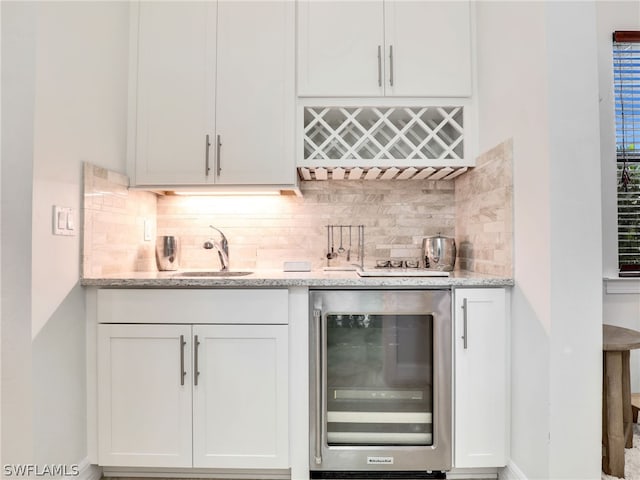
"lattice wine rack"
299,106,469,181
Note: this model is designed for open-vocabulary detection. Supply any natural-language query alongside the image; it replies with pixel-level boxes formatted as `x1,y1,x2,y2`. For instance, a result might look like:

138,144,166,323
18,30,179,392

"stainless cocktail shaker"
156,235,180,271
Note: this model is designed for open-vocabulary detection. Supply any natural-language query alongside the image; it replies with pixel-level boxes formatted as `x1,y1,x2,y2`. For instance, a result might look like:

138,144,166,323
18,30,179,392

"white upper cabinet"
384,1,472,97
133,2,216,185
215,1,295,185
297,1,384,97
297,0,472,98
130,1,295,187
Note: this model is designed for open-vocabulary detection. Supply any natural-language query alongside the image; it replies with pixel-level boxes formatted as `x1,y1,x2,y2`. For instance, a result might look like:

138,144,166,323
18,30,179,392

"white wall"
31,1,129,338
545,3,602,477
1,1,37,466
30,0,129,467
477,2,602,479
476,3,551,477
1,0,129,469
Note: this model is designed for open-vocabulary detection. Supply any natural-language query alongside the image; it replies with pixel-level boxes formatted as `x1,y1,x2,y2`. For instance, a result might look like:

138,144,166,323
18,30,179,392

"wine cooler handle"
462,298,468,349
313,308,323,465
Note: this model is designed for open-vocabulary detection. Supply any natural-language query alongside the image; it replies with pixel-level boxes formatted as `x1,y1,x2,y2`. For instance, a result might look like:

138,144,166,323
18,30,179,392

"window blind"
614,32,640,270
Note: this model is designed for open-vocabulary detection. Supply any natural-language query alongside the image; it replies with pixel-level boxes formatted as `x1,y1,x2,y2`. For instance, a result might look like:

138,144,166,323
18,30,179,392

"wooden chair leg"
603,354,609,472
632,393,640,423
624,351,634,448
604,351,625,478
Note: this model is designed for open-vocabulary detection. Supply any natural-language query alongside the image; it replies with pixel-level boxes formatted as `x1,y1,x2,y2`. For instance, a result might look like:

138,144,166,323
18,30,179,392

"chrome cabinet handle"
194,335,201,386
179,334,187,386
377,45,382,87
313,309,323,465
462,298,468,349
216,134,222,176
205,134,211,176
389,45,394,87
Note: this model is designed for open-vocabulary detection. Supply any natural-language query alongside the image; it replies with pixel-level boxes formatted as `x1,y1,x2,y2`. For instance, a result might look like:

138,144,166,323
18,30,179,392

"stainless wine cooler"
309,289,452,479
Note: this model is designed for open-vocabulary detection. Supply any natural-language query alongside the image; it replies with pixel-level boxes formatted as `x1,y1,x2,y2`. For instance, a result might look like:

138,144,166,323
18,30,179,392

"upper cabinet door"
384,1,472,97
297,0,472,98
297,0,385,97
215,1,295,185
133,2,217,185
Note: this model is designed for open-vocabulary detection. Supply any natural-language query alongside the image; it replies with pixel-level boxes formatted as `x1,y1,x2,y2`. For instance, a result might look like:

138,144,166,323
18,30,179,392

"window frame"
614,31,640,274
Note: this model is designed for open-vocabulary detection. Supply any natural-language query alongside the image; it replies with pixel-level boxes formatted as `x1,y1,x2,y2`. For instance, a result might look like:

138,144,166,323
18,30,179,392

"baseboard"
499,460,527,480
446,467,498,479
101,466,290,479
77,458,102,480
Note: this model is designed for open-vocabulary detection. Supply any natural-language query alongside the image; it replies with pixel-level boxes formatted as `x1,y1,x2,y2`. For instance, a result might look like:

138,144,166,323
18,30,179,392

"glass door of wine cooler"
325,312,433,446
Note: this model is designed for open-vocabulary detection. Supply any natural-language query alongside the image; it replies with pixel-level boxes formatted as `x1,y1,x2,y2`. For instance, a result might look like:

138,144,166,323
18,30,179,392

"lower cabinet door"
192,324,289,469
97,324,193,467
454,288,508,468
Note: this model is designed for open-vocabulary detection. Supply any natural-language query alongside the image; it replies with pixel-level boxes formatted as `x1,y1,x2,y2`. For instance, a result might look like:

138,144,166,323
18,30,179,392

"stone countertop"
81,269,514,288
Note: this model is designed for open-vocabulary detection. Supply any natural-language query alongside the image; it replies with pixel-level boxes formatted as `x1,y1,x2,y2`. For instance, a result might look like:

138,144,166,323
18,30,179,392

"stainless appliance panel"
309,289,452,473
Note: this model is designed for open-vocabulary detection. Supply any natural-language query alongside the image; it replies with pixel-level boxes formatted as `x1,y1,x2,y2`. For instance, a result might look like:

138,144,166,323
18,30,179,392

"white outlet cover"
144,219,153,241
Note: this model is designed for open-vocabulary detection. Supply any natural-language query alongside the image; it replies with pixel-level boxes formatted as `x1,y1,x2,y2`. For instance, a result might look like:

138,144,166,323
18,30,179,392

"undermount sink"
173,271,253,277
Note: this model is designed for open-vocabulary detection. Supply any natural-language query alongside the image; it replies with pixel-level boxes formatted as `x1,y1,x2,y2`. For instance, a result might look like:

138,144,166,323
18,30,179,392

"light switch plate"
52,206,75,236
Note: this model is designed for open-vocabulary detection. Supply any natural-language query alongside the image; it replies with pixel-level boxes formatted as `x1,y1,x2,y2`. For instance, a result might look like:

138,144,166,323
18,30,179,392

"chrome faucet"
204,225,229,271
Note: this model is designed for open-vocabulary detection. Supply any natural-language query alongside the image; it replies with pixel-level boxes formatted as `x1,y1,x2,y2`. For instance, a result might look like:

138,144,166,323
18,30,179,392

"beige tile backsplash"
82,163,157,277
455,139,513,277
82,140,513,276
156,180,455,271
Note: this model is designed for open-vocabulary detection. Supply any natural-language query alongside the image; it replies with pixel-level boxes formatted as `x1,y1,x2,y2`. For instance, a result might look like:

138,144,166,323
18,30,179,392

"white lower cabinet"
192,324,289,468
97,324,193,468
453,288,508,468
96,289,289,470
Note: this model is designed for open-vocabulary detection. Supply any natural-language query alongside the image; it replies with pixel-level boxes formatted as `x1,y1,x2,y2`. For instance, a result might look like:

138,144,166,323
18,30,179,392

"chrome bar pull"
216,134,222,176
205,134,211,176
313,308,323,465
462,298,468,349
389,45,394,87
179,334,187,386
377,45,382,87
194,334,200,386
